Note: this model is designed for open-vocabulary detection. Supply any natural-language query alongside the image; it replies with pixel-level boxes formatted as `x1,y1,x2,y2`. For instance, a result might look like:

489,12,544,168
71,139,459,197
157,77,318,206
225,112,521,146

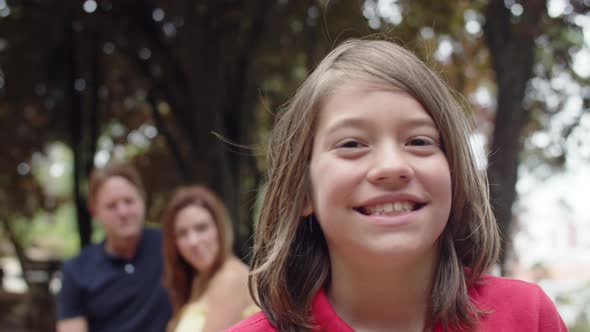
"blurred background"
0,0,588,331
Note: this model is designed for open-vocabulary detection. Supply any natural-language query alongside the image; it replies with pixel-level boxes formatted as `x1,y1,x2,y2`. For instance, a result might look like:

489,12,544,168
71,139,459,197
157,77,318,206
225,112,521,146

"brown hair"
250,39,500,331
87,162,146,211
161,185,234,316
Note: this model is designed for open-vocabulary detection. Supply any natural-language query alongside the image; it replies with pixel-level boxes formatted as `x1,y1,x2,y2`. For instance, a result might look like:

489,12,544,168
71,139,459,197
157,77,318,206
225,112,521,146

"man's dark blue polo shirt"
57,228,172,332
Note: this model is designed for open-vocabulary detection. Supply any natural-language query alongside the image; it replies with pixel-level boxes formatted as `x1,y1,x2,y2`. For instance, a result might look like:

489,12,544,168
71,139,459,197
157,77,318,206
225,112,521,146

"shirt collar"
310,289,443,332
311,289,355,332
101,228,146,263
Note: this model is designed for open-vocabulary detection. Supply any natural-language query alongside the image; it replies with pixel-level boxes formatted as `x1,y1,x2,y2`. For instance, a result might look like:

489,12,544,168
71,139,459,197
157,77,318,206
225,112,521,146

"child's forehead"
331,81,404,96
318,80,419,113
315,84,438,129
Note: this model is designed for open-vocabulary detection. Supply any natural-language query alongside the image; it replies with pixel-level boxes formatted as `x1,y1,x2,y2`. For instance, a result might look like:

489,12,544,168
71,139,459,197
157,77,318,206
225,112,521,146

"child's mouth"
355,201,425,216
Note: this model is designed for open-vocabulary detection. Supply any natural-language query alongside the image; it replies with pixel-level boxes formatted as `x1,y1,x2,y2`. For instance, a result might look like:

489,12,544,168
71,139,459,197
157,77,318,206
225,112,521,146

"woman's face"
174,205,220,273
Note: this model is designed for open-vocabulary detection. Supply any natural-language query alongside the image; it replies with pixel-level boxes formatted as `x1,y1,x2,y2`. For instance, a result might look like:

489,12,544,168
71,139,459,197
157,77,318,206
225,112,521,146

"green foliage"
9,205,74,258
556,293,573,305
6,202,108,259
569,315,590,332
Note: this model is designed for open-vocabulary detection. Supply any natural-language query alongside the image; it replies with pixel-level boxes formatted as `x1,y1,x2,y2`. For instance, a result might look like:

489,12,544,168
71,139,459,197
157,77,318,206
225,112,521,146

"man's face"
93,176,145,245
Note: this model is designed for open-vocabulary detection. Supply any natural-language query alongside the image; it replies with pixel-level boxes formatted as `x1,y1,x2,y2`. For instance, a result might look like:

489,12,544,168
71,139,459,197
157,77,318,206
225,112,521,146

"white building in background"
512,161,590,326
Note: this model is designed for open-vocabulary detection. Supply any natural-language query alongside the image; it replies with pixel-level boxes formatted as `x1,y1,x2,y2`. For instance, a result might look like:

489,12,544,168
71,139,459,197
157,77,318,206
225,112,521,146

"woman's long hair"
161,185,234,316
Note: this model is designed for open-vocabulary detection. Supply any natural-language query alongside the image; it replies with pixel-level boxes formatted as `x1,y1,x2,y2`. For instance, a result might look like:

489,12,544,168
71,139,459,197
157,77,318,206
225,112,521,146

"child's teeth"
384,203,393,213
367,202,414,215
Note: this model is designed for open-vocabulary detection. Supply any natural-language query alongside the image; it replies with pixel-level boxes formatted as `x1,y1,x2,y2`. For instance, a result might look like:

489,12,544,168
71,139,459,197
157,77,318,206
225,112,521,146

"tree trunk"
65,13,92,248
483,0,546,275
87,31,101,186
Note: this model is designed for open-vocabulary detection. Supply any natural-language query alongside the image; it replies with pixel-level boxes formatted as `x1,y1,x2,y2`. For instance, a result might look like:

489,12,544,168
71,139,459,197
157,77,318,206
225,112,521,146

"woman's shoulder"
471,274,567,331
205,256,252,305
224,311,275,332
213,256,249,285
224,256,250,273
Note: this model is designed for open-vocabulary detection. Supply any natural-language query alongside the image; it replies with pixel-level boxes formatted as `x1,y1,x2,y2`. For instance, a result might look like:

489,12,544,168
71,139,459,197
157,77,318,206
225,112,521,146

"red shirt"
225,275,567,331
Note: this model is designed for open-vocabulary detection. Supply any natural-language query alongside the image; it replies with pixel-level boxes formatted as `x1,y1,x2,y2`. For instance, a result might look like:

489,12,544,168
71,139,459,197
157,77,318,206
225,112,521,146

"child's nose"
366,146,414,185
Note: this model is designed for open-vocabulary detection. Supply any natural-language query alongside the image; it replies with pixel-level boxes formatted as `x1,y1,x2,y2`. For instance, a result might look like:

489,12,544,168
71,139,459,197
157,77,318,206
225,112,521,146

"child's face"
306,83,452,265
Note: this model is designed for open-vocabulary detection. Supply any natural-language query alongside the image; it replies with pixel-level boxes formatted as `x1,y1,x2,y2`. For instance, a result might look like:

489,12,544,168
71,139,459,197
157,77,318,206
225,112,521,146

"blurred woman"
162,186,257,332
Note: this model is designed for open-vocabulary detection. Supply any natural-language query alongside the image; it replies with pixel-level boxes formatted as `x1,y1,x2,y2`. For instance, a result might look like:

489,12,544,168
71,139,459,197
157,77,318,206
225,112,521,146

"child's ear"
301,192,313,216
302,175,313,216
302,202,313,217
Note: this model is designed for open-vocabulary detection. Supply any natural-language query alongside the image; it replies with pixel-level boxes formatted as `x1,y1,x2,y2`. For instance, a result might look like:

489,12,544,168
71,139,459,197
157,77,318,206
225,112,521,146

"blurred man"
57,163,171,332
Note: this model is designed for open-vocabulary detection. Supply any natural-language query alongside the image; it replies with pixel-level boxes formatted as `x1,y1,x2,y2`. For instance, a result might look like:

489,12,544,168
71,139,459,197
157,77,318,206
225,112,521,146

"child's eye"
336,140,365,149
408,137,436,147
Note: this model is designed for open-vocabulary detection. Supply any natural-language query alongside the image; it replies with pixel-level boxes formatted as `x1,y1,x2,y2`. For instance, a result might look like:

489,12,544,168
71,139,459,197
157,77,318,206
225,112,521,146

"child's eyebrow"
322,116,438,137
404,118,439,131
322,117,371,136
